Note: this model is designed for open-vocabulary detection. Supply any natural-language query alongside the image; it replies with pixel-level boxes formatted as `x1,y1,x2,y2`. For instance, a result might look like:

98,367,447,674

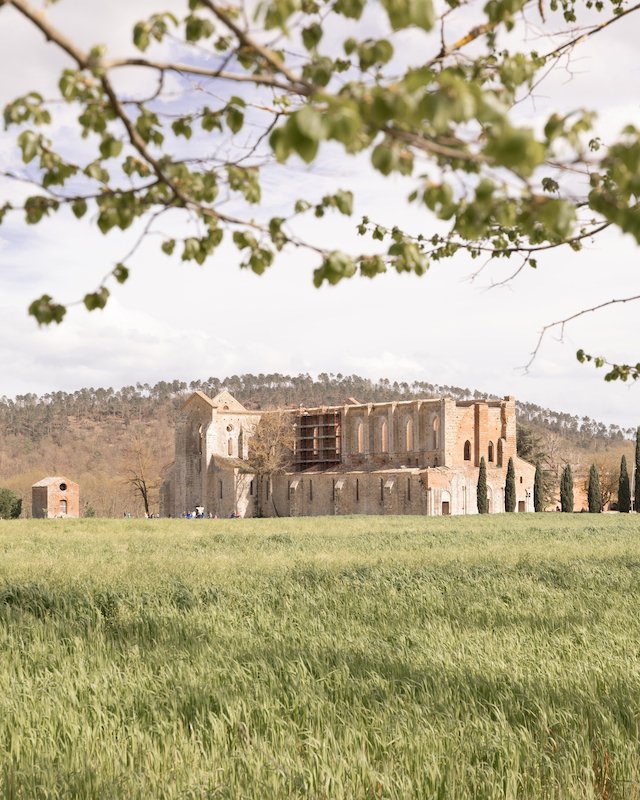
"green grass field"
1,514,640,799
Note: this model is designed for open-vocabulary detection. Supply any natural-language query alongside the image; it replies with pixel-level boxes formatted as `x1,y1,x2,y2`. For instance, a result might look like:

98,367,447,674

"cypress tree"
477,456,488,514
618,455,631,513
504,457,516,512
588,464,602,513
635,427,640,512
533,462,544,512
560,464,574,512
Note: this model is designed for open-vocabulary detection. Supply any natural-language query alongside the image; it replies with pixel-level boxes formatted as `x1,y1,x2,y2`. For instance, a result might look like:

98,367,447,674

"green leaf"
113,263,129,284
333,0,366,18
71,199,88,219
133,22,151,51
83,287,110,311
226,106,244,134
381,0,435,31
185,15,215,41
28,295,67,326
161,239,176,255
17,131,40,164
201,107,222,132
99,135,123,159
302,23,322,50
171,118,193,139
84,161,110,183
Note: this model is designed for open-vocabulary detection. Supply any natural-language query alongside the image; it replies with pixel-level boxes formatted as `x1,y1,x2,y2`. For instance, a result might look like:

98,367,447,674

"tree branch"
197,0,312,94
525,294,640,372
543,1,640,60
104,57,301,95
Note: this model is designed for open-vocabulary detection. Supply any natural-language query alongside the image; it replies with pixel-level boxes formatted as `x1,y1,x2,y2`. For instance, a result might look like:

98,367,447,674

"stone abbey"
160,389,536,518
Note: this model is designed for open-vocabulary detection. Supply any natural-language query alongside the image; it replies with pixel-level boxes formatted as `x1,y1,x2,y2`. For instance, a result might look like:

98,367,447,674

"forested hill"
1,373,633,444
0,373,634,517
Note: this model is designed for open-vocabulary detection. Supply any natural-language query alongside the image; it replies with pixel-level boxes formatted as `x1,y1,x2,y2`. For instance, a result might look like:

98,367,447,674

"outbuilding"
32,477,79,519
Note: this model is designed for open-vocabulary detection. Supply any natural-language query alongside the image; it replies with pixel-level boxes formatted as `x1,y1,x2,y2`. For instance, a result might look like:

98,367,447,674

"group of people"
181,509,241,519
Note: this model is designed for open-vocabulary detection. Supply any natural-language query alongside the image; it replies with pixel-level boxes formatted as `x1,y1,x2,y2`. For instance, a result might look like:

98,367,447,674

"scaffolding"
294,409,342,470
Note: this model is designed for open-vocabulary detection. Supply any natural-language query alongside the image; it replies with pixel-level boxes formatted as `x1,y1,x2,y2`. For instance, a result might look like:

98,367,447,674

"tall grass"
1,515,640,798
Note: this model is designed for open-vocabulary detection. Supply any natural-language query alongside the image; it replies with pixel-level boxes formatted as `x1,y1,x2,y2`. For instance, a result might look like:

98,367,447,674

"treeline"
1,373,633,447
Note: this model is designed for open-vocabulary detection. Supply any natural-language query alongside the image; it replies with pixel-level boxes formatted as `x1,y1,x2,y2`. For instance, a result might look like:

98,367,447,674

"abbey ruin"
160,389,536,518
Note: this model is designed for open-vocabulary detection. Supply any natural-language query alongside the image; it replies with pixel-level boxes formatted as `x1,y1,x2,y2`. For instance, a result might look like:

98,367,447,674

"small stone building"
32,477,79,519
160,391,536,518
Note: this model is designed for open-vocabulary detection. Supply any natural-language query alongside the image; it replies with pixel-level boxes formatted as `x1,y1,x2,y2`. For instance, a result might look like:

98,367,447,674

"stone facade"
161,391,536,518
32,476,80,518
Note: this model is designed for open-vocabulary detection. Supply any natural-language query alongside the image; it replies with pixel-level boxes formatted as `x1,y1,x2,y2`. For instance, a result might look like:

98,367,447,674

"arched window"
497,439,504,466
60,499,67,515
464,440,471,461
356,420,364,454
313,426,319,456
433,417,440,450
405,418,414,452
381,419,389,453
227,438,233,456
488,441,494,463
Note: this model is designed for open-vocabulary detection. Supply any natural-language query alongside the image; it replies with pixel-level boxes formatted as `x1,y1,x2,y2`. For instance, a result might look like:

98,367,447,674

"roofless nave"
160,389,535,518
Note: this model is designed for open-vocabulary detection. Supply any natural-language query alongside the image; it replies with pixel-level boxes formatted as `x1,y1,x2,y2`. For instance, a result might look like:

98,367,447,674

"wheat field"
1,514,640,799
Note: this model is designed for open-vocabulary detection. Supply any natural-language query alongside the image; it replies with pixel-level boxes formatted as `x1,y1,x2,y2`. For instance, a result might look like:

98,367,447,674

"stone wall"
162,391,536,519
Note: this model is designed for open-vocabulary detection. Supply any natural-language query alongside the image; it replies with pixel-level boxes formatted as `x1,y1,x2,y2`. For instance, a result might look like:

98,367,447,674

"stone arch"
464,440,471,461
237,429,244,459
355,419,364,454
381,419,389,453
405,417,414,452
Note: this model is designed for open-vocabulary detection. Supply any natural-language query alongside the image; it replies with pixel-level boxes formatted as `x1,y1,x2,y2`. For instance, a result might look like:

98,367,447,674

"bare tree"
246,411,295,517
120,427,167,516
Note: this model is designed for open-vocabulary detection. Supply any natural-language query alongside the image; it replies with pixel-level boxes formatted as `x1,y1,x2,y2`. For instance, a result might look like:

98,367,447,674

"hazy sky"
1,0,639,427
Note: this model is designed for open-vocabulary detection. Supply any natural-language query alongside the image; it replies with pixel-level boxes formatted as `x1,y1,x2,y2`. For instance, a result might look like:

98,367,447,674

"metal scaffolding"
294,409,342,470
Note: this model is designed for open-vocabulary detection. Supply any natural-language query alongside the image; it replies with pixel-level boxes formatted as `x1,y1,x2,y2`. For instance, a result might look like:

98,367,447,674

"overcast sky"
1,0,639,428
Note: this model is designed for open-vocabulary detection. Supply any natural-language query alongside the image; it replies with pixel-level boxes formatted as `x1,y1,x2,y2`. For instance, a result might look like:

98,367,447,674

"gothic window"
488,441,494,463
464,440,471,461
356,420,364,454
433,417,440,450
227,438,233,456
381,419,389,453
497,439,504,466
313,426,319,456
405,418,414,452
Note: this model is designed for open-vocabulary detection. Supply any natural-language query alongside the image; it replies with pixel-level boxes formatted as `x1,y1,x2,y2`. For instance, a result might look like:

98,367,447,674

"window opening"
356,421,364,454
405,418,414,452
381,420,389,453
